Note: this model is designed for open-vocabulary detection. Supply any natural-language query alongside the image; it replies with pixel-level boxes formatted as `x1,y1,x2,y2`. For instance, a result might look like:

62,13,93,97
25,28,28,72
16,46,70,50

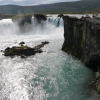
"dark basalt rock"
12,14,32,32
3,41,49,57
34,14,47,23
58,14,64,18
19,41,25,45
62,15,100,70
96,71,100,94
12,14,32,26
62,15,100,93
0,13,14,20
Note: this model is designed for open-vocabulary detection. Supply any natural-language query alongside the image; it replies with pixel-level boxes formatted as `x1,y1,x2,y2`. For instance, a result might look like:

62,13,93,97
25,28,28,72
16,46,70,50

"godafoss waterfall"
0,14,100,100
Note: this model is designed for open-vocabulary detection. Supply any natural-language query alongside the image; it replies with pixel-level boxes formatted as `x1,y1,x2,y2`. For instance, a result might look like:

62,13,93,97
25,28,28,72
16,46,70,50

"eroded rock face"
12,15,32,26
34,14,47,24
62,15,100,70
12,14,32,32
62,15,100,93
82,18,100,69
96,71,100,94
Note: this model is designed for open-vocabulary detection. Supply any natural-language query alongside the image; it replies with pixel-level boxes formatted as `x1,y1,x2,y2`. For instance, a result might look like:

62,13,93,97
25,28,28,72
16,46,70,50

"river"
0,15,100,100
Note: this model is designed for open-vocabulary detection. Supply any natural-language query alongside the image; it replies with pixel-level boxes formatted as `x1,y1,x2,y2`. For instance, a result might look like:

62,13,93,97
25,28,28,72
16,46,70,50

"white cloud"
13,0,27,2
0,0,80,5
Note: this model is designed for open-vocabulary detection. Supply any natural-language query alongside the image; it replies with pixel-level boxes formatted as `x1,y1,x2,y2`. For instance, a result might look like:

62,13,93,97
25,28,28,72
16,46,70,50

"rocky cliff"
62,16,100,70
12,14,32,32
62,15,100,93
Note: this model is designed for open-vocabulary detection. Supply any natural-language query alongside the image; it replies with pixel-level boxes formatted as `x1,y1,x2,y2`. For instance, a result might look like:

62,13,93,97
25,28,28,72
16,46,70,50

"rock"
21,55,26,58
96,71,100,94
5,47,10,51
12,14,32,25
1,50,3,52
19,41,25,45
62,15,100,94
12,14,32,32
34,14,47,23
3,41,49,57
58,14,64,18
0,13,14,19
62,15,100,71
41,41,49,44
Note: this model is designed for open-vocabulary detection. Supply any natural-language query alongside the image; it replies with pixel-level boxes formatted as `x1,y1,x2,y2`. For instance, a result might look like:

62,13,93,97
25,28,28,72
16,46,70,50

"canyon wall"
62,15,100,93
62,16,100,70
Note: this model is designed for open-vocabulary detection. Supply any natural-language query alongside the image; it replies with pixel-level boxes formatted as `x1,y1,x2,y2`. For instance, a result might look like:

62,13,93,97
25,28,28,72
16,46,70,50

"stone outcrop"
62,15,100,93
12,14,32,32
3,41,49,58
96,71,100,93
62,15,100,70
58,14,64,18
0,13,14,20
34,14,47,24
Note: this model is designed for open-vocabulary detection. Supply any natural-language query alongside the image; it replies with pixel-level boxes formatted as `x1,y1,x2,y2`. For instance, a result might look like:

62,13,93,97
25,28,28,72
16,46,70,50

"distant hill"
0,0,100,14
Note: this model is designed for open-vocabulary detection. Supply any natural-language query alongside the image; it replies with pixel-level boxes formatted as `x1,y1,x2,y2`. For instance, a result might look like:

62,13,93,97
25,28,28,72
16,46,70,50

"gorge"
0,14,100,100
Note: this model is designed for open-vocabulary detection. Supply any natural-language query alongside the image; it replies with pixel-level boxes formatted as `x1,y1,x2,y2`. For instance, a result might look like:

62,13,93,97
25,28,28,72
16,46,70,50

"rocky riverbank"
62,15,100,94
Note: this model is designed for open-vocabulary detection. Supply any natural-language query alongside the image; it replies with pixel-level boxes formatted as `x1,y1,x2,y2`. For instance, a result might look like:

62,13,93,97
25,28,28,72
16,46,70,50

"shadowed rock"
58,14,64,18
19,41,25,46
62,15,100,70
62,15,100,93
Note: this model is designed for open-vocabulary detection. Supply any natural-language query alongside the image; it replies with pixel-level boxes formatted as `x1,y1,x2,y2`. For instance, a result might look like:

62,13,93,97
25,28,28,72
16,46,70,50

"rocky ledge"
3,41,49,58
62,15,100,94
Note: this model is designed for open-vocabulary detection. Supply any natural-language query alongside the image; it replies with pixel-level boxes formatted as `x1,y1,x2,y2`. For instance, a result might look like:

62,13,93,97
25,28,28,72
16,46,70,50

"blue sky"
0,0,80,5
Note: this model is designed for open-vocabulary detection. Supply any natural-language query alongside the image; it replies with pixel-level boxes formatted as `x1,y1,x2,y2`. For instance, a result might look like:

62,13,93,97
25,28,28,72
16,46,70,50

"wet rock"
21,55,26,58
12,14,32,32
58,14,64,18
34,14,47,23
96,71,100,94
41,41,49,44
62,15,100,94
19,41,25,45
3,41,49,57
1,50,3,52
12,14,32,26
0,13,14,19
62,15,100,71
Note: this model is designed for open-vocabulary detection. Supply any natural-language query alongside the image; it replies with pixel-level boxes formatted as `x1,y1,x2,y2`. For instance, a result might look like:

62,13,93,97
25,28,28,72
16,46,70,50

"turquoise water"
0,17,100,100
0,35,100,100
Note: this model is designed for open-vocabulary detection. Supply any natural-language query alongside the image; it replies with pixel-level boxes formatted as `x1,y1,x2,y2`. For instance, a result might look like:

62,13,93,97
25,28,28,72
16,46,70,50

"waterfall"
46,16,64,27
0,14,99,100
0,15,64,36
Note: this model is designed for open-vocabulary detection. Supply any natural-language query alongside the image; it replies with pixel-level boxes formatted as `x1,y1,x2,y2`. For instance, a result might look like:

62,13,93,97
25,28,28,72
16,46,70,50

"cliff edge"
62,15,100,93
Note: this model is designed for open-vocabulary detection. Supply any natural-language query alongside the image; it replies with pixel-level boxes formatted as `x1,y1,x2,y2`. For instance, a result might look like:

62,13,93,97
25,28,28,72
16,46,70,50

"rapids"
0,15,100,100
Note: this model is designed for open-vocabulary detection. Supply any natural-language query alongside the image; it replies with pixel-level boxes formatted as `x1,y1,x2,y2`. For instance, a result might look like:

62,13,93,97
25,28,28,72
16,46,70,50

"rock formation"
34,14,47,26
34,14,47,24
3,41,49,57
12,14,32,32
62,15,100,93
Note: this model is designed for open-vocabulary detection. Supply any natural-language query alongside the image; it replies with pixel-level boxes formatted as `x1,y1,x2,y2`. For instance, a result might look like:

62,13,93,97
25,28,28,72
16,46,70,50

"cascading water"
0,15,100,100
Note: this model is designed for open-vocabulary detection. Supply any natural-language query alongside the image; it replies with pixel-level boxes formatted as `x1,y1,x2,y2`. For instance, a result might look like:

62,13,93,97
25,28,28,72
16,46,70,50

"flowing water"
0,15,100,100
